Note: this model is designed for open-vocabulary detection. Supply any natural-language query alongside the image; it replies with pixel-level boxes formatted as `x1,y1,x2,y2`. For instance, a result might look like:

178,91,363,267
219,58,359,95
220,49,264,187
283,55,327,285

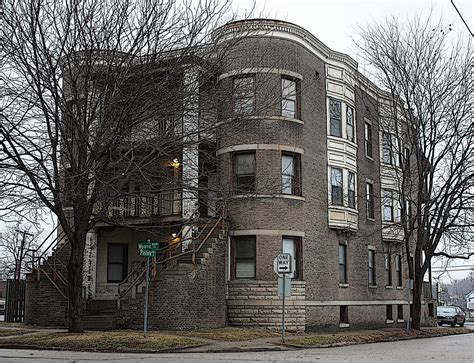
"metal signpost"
273,253,294,343
138,240,161,337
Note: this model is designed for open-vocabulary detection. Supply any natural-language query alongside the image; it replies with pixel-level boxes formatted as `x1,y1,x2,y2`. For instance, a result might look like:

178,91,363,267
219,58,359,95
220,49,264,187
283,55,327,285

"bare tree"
0,0,248,332
0,223,41,280
356,15,473,329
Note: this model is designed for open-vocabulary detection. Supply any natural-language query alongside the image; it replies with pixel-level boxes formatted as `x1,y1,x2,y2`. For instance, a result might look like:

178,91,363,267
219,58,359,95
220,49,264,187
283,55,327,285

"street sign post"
273,253,295,343
138,239,161,337
277,276,292,297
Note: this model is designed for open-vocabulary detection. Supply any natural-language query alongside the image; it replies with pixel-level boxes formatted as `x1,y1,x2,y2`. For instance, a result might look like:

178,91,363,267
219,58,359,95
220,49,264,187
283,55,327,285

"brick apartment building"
25,19,436,331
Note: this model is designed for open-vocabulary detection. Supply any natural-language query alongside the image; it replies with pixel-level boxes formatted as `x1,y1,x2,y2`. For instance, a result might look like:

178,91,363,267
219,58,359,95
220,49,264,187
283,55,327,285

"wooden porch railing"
94,191,182,219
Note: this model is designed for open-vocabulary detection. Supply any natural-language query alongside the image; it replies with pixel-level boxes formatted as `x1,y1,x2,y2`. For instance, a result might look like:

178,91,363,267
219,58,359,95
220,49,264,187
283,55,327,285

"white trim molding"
306,300,409,306
218,67,303,81
216,144,304,156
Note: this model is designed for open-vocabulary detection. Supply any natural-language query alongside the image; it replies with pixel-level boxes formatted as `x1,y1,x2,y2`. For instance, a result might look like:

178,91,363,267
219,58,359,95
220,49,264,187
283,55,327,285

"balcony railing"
96,191,182,219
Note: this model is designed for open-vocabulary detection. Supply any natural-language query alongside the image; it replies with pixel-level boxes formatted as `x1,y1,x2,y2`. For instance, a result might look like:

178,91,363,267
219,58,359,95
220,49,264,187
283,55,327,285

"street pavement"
0,330,473,362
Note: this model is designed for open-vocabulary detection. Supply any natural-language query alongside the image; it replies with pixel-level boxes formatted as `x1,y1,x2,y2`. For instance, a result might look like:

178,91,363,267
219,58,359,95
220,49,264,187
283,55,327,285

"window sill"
277,115,305,125
397,319,405,323
366,217,375,222
386,319,394,324
339,323,350,328
339,283,349,288
368,285,377,289
365,155,374,161
385,286,393,289
396,286,404,290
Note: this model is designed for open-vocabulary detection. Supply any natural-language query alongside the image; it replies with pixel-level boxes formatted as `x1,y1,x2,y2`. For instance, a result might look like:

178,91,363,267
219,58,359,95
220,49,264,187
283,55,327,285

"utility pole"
14,229,33,281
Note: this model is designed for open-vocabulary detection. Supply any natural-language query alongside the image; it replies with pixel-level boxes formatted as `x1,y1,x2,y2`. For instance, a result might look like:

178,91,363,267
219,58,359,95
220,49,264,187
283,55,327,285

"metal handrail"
116,208,201,298
116,207,224,303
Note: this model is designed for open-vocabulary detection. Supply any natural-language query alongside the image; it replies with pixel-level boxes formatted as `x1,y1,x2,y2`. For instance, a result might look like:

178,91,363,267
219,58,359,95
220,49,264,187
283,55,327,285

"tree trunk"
67,238,85,333
411,275,423,330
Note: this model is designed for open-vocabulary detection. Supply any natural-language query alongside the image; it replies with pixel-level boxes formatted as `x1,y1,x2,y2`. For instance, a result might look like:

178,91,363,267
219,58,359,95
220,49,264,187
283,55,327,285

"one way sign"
274,253,294,274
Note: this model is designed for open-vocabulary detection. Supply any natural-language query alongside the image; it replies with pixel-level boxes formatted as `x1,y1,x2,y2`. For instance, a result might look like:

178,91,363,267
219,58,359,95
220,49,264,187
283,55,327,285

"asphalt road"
0,331,473,363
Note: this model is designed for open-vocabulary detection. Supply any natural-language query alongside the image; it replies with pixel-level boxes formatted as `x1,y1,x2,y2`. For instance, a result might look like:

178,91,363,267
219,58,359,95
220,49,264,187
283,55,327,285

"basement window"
340,305,349,326
397,304,404,321
386,304,393,322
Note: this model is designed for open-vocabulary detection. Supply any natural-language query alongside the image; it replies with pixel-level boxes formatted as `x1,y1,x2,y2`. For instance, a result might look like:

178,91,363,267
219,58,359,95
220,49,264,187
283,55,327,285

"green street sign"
138,241,161,251
140,249,156,257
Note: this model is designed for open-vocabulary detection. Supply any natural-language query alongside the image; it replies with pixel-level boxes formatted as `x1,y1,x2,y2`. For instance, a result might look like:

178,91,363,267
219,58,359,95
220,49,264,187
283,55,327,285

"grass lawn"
0,322,27,328
0,331,202,352
287,327,472,347
0,329,32,337
180,327,279,341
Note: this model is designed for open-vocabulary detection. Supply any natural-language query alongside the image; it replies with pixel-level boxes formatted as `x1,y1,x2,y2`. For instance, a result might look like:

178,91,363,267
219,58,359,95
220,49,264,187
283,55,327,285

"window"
366,182,374,219
231,236,256,279
395,254,403,287
348,172,356,209
234,152,256,193
397,139,403,166
107,244,128,283
385,253,392,286
397,304,404,320
428,303,434,317
382,132,393,164
386,305,393,321
368,249,376,286
329,99,342,137
405,199,412,222
339,243,348,284
365,122,373,158
340,305,349,325
282,237,302,279
383,190,394,222
281,77,299,119
233,76,254,115
404,147,411,176
281,153,301,195
346,106,354,142
331,168,343,205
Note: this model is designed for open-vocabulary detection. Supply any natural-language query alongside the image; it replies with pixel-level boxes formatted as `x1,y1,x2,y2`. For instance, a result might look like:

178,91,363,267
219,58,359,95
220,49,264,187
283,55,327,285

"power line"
451,0,474,36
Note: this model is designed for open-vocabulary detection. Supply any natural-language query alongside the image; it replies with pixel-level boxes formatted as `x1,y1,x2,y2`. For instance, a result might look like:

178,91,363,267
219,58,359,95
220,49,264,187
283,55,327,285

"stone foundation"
227,280,306,332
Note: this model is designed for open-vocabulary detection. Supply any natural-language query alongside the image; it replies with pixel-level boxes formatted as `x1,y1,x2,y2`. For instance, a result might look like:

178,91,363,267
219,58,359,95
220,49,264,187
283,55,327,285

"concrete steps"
82,313,118,330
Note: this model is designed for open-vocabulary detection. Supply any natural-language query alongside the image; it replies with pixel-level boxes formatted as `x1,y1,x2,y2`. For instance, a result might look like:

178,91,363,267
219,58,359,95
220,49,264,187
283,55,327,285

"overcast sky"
1,0,472,283
234,0,472,55
232,0,473,283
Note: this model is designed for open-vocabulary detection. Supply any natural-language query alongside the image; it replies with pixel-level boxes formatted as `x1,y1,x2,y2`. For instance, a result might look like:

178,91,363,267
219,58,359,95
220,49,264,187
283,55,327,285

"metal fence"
5,279,26,322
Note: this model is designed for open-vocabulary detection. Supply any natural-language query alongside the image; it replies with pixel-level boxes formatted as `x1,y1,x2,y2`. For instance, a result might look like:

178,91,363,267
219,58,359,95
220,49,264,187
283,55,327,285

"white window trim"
326,98,356,143
328,166,358,210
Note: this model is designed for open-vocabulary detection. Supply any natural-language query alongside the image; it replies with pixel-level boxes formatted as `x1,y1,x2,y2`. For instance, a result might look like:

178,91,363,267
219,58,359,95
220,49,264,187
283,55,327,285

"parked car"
437,306,465,327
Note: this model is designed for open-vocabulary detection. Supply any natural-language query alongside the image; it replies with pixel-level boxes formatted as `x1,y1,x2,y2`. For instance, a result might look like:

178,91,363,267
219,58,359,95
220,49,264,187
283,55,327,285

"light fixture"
171,158,180,168
171,233,177,238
